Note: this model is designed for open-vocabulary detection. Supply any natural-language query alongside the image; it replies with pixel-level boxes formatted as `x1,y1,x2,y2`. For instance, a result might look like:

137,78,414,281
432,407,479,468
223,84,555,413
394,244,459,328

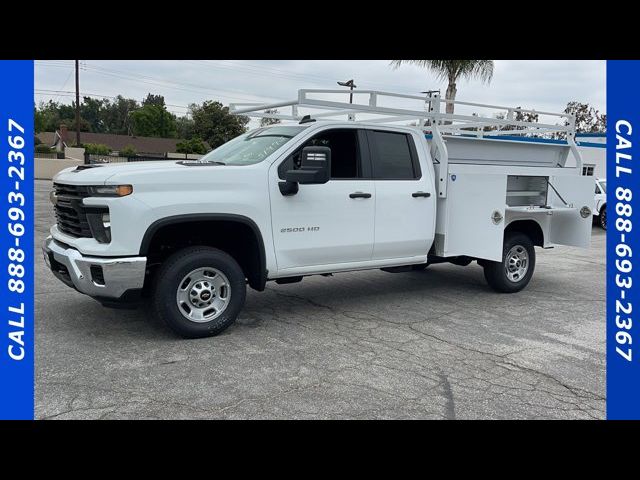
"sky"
34,60,606,126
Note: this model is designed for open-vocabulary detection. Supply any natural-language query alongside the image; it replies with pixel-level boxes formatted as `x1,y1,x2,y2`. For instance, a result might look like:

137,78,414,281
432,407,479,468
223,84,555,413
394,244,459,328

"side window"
279,129,363,179
368,131,419,180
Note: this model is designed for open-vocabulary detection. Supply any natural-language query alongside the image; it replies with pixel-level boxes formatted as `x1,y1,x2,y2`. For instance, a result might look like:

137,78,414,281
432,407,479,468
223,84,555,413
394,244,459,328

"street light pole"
337,79,357,104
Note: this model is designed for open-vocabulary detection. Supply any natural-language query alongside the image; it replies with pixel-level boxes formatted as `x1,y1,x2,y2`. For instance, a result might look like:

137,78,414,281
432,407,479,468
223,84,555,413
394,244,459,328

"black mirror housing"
284,146,331,185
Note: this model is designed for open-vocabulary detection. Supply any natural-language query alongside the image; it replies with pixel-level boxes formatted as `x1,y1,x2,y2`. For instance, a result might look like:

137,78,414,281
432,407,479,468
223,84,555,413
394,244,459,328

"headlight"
87,185,133,197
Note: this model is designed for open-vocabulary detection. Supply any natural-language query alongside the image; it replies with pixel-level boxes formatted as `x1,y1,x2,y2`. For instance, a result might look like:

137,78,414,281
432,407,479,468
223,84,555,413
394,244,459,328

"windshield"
600,181,606,193
200,126,306,166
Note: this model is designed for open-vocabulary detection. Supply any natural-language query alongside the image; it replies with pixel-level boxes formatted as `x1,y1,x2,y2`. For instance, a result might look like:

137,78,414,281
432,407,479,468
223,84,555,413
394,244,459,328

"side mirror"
285,146,331,185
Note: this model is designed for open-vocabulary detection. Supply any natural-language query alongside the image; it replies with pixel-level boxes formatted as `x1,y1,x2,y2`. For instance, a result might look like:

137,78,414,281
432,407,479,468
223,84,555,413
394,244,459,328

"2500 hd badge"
281,226,320,233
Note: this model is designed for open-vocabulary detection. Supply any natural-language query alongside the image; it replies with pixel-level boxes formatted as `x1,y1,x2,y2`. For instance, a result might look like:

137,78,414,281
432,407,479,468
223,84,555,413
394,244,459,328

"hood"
53,161,202,185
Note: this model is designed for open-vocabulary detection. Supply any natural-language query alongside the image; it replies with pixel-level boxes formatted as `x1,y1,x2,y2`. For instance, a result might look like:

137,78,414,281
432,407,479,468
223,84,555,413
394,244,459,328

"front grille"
53,183,93,238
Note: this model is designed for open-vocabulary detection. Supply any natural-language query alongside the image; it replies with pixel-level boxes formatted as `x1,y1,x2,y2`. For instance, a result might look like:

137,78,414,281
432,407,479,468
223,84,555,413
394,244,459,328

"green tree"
176,137,209,155
80,96,107,133
34,105,46,133
190,101,249,148
102,95,139,135
563,101,606,133
130,103,177,137
142,93,166,107
391,60,494,114
35,100,68,132
176,116,196,139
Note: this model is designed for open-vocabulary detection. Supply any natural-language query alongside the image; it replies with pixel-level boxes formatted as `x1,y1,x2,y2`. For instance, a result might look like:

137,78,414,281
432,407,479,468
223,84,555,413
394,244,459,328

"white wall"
35,157,82,180
65,147,85,161
578,145,606,179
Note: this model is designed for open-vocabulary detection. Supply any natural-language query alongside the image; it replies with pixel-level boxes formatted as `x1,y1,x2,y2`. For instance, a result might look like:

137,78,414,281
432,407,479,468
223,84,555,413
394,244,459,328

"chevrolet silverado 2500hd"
43,90,594,338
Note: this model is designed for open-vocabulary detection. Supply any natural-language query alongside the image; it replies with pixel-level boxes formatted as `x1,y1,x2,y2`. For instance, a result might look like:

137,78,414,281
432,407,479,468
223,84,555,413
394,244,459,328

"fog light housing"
580,206,591,218
86,209,111,243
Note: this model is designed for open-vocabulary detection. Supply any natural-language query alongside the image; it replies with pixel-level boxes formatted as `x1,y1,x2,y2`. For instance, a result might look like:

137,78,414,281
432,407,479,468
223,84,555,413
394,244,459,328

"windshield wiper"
201,160,226,165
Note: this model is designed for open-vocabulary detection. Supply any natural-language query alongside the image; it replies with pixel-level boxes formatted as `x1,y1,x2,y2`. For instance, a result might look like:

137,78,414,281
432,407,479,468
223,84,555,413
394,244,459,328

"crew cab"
43,90,594,338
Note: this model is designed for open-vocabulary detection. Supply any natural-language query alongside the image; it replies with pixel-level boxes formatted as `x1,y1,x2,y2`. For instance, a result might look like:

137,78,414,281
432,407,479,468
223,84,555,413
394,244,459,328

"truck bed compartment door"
439,172,506,262
547,174,594,248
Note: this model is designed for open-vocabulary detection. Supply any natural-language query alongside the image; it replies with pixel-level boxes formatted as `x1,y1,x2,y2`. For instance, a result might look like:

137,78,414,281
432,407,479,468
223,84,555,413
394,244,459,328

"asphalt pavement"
35,179,605,419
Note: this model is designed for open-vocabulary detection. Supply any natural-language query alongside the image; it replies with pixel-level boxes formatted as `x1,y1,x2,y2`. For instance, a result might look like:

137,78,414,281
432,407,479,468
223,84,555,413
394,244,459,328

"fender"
139,213,267,291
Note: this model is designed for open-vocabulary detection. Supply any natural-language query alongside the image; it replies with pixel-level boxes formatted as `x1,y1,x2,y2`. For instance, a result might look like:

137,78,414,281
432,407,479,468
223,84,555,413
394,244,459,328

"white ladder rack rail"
229,89,582,198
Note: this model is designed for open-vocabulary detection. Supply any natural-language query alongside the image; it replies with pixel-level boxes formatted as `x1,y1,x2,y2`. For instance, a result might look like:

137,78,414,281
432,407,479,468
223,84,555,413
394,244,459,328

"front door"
270,128,375,272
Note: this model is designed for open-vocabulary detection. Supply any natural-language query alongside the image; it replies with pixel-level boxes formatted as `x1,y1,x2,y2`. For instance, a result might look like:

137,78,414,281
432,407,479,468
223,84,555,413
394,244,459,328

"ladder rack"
229,89,582,198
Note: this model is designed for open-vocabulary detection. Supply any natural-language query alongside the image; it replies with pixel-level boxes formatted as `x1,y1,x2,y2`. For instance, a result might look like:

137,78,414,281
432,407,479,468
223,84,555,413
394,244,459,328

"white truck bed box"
431,135,570,168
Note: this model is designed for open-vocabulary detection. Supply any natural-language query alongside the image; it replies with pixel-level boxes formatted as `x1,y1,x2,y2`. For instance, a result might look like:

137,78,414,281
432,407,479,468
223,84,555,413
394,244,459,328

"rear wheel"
483,232,535,293
152,246,246,338
599,206,607,230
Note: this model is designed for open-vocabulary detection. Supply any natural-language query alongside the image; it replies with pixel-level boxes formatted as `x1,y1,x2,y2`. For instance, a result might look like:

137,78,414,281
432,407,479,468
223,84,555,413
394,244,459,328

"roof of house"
37,131,185,154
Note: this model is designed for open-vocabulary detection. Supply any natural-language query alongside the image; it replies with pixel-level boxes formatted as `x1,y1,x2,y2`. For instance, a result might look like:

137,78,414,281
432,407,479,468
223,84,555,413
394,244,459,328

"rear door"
367,129,435,261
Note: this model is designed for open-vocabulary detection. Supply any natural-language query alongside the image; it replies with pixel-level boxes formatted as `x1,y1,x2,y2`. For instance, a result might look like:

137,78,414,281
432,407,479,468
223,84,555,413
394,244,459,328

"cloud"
35,60,606,121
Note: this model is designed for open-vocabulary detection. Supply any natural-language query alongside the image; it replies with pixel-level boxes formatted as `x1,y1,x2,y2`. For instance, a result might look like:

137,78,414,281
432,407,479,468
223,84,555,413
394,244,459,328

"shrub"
176,137,208,155
84,143,112,155
35,144,54,154
119,145,137,157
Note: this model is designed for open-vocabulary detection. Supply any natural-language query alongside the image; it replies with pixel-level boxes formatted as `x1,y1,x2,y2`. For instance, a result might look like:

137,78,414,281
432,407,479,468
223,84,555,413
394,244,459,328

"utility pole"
75,60,81,146
337,79,357,104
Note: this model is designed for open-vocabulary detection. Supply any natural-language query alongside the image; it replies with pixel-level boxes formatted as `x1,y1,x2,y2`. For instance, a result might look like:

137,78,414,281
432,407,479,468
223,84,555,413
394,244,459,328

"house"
37,125,186,155
575,133,606,179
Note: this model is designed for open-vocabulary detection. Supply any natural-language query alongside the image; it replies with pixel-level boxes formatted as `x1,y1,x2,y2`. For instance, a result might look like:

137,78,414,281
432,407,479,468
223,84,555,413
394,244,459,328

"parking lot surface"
35,179,605,419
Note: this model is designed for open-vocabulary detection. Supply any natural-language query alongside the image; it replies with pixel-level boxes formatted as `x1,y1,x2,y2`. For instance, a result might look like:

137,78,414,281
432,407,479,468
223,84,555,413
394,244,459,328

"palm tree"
391,60,494,114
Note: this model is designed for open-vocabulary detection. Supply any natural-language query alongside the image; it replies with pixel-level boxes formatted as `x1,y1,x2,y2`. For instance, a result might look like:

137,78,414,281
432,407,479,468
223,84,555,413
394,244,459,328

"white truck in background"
594,178,607,229
43,90,594,338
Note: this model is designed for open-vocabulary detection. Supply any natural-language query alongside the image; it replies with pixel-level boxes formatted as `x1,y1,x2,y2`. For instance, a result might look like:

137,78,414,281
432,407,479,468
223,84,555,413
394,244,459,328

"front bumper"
43,236,147,299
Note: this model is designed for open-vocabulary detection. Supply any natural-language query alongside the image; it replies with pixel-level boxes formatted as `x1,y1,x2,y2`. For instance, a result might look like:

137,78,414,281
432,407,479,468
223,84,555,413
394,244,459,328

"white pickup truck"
594,177,607,229
43,90,594,338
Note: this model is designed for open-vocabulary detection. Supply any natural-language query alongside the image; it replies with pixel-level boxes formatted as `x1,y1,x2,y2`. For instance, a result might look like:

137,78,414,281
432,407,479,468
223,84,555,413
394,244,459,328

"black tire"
152,246,246,338
483,232,535,293
411,263,430,271
599,205,607,230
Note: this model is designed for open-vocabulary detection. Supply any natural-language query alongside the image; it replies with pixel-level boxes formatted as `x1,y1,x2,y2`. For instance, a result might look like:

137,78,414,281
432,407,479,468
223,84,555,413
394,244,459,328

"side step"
380,266,413,273
275,276,303,285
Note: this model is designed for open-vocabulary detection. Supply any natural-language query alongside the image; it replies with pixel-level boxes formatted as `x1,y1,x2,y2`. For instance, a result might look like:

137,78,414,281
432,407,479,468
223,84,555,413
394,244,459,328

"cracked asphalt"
35,179,605,419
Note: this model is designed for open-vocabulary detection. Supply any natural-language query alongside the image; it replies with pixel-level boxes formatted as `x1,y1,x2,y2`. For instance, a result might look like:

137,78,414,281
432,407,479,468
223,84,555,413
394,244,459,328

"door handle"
349,192,372,199
412,191,431,198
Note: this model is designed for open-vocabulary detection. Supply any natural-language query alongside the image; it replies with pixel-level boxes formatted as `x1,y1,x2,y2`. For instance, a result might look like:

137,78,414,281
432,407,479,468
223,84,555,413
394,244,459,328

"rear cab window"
367,130,421,180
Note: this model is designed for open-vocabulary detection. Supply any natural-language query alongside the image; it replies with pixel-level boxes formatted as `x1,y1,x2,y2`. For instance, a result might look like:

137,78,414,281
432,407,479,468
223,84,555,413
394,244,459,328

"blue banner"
607,60,640,419
0,60,34,419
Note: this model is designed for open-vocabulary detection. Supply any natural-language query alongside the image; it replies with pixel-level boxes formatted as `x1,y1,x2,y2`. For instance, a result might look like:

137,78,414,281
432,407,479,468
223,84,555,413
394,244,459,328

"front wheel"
152,246,246,338
483,233,535,293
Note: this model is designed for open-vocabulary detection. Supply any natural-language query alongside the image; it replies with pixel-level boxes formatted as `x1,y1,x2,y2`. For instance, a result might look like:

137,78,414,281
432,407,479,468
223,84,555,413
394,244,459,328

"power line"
35,89,189,110
82,63,281,104
34,91,188,117
36,60,282,105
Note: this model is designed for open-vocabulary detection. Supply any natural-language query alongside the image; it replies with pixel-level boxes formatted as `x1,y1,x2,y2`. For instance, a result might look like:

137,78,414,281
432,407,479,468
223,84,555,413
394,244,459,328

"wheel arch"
140,213,267,291
505,219,544,247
